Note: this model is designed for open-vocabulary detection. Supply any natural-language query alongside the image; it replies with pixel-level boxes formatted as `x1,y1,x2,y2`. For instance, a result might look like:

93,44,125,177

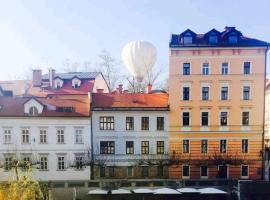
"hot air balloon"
122,41,157,82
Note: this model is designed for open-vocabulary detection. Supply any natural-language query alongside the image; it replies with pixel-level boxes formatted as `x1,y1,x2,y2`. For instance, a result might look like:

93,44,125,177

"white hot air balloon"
122,41,157,82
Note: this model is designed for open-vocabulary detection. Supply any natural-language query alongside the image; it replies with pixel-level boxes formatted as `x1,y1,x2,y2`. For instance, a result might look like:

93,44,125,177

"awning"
111,189,132,194
177,188,200,193
153,188,180,194
132,188,154,194
198,188,227,194
88,189,108,195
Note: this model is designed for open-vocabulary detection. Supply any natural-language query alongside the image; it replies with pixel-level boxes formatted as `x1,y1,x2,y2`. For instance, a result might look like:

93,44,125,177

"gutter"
90,93,94,180
262,46,269,180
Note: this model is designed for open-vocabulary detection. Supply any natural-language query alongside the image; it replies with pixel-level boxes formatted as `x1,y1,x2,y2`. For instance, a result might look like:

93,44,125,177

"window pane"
220,140,227,153
183,63,190,75
183,87,190,100
201,112,209,126
202,87,209,100
244,62,250,74
220,112,228,126
141,117,149,130
183,140,189,153
182,112,190,126
221,63,229,75
126,117,134,130
201,166,208,177
201,140,208,153
242,112,249,126
183,165,189,177
157,117,164,130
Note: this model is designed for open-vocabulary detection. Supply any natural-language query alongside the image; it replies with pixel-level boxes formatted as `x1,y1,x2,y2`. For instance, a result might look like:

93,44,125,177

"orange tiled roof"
91,93,169,111
0,95,90,117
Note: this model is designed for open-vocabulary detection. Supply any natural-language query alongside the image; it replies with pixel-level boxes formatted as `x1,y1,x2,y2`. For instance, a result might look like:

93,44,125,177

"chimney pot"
118,84,123,93
49,68,55,88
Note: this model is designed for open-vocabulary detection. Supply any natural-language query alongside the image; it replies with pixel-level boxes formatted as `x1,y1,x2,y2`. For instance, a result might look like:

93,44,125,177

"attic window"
56,107,74,113
209,35,218,44
73,83,80,89
56,82,61,89
182,36,193,44
228,35,238,44
29,106,38,116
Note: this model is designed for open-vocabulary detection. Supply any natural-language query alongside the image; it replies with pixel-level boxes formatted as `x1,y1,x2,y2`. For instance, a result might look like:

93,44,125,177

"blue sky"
0,0,269,80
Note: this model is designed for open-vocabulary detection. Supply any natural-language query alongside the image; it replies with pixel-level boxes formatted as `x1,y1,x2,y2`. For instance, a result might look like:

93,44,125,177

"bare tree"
97,50,124,92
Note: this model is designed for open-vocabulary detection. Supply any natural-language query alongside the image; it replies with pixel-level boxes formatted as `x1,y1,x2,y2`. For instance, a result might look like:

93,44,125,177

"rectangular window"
220,112,228,126
127,167,133,177
100,166,105,177
244,62,251,74
200,166,208,177
57,156,65,170
75,155,83,170
241,165,249,177
183,140,189,153
100,141,115,154
141,141,149,154
109,167,115,177
22,155,31,169
4,156,13,171
40,155,48,170
57,129,65,144
201,112,209,126
242,112,249,126
39,129,47,144
75,129,83,144
209,35,218,44
100,117,114,130
141,117,149,130
242,139,248,153
183,36,192,44
183,87,190,100
183,63,190,75
126,117,134,130
221,87,228,100
182,112,190,126
243,86,250,100
22,129,30,144
202,63,209,75
183,165,190,177
4,129,12,144
157,141,164,154
202,87,209,100
221,62,229,75
201,140,208,153
126,141,134,154
220,140,227,153
141,166,149,177
157,117,164,131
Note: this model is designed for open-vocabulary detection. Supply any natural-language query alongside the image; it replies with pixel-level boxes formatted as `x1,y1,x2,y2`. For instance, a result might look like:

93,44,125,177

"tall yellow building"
169,27,269,179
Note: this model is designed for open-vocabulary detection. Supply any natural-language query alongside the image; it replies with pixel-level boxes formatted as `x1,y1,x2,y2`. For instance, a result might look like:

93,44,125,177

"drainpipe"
90,92,95,180
262,46,269,180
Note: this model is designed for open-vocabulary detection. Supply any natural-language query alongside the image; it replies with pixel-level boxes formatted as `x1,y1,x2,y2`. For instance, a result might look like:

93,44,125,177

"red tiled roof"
27,80,94,96
0,95,90,117
91,93,169,111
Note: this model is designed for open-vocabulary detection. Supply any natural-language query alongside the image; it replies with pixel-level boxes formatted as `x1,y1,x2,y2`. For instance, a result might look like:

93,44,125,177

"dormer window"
72,78,81,89
29,106,38,116
183,36,193,44
228,35,238,44
209,35,218,44
54,78,64,89
56,82,61,89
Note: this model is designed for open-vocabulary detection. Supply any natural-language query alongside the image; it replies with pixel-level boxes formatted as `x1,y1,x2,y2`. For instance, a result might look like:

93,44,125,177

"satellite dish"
122,41,157,82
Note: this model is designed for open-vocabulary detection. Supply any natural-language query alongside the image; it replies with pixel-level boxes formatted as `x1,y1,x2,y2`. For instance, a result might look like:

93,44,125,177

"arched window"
29,106,38,116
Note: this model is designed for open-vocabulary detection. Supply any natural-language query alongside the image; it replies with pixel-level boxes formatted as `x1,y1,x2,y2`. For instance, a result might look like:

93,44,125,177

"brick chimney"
118,84,123,93
32,69,42,87
49,68,55,88
146,84,152,94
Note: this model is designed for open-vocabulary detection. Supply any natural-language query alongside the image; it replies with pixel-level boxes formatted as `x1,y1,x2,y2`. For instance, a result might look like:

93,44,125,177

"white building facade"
91,92,169,179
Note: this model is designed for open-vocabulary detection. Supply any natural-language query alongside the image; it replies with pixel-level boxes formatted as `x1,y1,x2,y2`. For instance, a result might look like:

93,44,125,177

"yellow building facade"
169,27,269,179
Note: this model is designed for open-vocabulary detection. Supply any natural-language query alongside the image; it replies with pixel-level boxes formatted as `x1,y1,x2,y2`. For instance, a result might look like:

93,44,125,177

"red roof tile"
91,93,169,111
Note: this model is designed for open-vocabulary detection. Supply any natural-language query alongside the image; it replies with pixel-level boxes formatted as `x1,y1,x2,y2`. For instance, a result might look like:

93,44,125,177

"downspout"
90,93,94,180
262,46,269,180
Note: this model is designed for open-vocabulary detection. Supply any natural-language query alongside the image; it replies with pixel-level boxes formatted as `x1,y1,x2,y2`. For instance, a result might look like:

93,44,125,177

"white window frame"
75,129,83,144
200,110,210,127
200,82,211,101
39,154,49,171
39,129,47,144
243,61,252,75
183,139,190,154
241,109,250,127
241,165,249,179
182,62,191,75
57,129,65,144
21,128,30,144
220,82,230,100
219,139,227,153
200,165,208,179
201,62,210,75
57,155,66,170
241,139,249,153
221,62,230,75
3,128,12,144
182,165,190,179
242,82,251,100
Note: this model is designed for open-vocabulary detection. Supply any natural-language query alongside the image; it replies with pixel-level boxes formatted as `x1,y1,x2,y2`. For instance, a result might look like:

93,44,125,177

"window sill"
57,143,66,144
39,169,49,171
3,143,13,145
74,143,84,145
56,169,67,171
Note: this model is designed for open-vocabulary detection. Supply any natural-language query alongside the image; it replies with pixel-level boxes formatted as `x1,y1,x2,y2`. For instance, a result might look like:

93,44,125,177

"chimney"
97,89,104,93
32,69,42,87
146,84,152,94
225,26,235,31
49,68,55,88
118,84,123,93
